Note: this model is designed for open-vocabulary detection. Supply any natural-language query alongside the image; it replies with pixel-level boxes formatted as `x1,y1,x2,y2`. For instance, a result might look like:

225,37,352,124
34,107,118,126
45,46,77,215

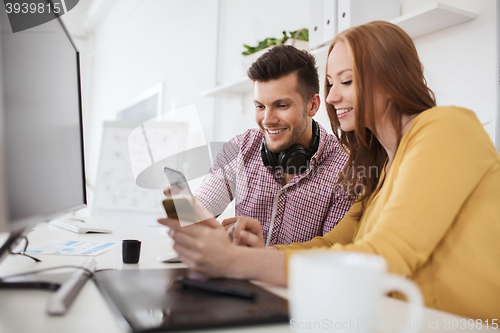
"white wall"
81,0,219,189
404,0,497,142
71,0,497,194
213,0,311,141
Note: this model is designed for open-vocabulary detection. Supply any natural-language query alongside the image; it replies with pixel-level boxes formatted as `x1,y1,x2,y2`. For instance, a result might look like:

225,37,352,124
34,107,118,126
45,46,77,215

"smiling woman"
161,21,500,321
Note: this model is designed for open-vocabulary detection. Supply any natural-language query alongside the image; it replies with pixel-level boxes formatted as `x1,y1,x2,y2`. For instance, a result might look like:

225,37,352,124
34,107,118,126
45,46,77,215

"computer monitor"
0,2,86,263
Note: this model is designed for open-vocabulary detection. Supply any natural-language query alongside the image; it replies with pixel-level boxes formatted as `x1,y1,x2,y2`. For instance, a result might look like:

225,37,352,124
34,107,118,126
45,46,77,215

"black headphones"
260,120,320,174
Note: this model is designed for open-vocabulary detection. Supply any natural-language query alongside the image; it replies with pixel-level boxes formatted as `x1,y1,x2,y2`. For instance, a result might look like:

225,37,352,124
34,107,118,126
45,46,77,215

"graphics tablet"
94,268,289,332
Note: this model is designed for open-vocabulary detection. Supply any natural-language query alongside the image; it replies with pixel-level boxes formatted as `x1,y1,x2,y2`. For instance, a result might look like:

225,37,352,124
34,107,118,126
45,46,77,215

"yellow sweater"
276,106,500,320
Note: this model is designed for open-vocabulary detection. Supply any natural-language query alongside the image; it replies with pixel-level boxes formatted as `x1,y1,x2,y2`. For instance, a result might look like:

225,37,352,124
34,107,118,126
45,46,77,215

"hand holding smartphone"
162,167,197,224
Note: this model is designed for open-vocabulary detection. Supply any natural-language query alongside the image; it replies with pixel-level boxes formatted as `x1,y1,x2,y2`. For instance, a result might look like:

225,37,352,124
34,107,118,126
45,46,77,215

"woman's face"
326,41,390,134
326,41,355,132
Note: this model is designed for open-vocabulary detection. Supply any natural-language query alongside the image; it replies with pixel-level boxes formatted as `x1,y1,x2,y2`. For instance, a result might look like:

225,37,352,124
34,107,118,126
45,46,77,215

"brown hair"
326,21,436,219
247,45,319,103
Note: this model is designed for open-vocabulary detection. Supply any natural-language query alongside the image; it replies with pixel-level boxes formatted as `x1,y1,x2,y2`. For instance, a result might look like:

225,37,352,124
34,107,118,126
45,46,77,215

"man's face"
254,72,310,153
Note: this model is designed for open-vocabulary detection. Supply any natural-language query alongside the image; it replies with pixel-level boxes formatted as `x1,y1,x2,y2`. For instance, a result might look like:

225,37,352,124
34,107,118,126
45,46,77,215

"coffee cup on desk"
289,251,423,333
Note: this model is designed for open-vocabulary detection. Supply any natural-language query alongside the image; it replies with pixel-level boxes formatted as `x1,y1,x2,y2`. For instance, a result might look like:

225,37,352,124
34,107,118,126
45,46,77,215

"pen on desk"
175,276,256,300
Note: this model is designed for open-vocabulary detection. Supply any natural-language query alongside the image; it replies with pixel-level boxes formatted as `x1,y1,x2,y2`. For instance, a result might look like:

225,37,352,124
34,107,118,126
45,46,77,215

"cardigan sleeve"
278,107,497,277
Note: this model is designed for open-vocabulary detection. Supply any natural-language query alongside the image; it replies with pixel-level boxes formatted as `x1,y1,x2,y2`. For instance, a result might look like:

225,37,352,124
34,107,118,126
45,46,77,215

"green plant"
242,29,309,56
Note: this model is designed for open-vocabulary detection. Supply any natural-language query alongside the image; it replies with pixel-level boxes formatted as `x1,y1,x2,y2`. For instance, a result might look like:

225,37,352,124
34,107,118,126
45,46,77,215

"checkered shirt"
194,123,352,245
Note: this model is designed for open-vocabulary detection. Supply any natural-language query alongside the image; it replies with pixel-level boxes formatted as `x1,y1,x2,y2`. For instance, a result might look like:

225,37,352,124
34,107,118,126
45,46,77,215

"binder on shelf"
309,0,324,49
338,0,400,34
322,0,337,45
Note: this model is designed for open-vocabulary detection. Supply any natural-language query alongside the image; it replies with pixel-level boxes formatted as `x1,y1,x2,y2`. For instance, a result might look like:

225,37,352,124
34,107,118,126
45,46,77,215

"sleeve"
280,108,496,277
194,138,241,217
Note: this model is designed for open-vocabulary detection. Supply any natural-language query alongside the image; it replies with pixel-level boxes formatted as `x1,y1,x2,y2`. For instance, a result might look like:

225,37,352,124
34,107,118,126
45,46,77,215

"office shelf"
201,76,253,98
202,3,476,99
390,3,476,39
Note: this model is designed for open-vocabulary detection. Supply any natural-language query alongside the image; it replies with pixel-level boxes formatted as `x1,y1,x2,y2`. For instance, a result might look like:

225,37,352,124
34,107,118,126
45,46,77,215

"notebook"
94,268,289,332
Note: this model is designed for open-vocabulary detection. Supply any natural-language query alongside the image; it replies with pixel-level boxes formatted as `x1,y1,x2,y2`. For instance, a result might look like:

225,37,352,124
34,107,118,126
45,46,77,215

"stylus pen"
176,277,256,300
0,281,60,291
46,257,96,316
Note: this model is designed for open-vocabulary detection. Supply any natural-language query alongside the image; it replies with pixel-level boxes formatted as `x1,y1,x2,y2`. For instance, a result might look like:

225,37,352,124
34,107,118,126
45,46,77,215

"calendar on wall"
93,121,188,214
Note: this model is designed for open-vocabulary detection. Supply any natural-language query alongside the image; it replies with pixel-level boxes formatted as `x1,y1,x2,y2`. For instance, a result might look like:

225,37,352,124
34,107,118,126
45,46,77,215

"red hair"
326,21,436,219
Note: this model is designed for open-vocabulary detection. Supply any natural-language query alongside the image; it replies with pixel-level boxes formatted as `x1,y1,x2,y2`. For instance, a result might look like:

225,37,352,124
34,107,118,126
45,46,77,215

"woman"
160,21,500,320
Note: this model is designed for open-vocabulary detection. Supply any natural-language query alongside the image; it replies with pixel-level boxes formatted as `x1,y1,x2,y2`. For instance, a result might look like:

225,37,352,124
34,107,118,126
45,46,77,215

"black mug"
122,239,141,264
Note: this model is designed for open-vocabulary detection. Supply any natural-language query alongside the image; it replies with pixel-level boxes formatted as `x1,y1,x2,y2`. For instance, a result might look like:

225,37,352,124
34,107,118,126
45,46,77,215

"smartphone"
163,167,197,223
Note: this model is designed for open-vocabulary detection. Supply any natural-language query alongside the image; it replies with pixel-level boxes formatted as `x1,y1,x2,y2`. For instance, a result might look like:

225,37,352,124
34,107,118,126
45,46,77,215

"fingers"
237,230,265,247
226,225,235,243
168,220,216,238
167,218,235,277
233,217,262,243
157,217,182,231
194,204,220,228
163,185,180,197
221,217,237,231
172,243,200,267
221,217,238,226
169,228,199,249
223,222,235,231
173,242,217,276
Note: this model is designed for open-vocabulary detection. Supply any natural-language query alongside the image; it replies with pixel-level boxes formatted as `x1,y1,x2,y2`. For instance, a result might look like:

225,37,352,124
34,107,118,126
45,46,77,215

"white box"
322,0,337,45
309,0,324,49
338,0,400,34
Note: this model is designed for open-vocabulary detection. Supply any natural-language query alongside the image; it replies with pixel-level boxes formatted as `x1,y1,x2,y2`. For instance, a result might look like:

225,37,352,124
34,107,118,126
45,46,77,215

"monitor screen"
0,5,86,232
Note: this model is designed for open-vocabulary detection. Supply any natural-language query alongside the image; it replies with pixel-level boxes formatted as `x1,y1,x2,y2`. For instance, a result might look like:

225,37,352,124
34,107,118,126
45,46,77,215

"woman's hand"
223,216,265,248
158,205,286,284
158,205,237,277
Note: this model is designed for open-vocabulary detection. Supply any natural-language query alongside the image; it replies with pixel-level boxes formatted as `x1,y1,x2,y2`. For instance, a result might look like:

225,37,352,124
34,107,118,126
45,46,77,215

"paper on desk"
25,240,119,256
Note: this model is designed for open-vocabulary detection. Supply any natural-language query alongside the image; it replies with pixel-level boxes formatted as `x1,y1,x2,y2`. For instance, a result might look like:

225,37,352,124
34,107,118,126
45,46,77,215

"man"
165,45,351,246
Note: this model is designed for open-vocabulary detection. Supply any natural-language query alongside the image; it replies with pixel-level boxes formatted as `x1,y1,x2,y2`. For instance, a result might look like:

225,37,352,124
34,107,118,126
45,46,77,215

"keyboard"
49,218,113,234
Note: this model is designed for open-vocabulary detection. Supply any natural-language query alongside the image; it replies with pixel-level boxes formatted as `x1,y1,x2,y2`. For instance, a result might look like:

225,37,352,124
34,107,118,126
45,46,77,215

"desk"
0,216,491,332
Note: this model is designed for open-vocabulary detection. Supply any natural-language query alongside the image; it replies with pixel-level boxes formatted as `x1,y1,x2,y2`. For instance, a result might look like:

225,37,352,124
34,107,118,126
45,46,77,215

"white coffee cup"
289,251,423,332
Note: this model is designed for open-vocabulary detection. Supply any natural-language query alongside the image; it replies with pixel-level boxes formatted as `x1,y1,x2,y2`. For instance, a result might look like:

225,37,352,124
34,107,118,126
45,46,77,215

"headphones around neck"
260,120,320,175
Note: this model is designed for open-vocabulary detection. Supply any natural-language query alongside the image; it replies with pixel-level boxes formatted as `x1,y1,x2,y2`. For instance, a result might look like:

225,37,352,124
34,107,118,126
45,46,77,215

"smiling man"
192,45,352,245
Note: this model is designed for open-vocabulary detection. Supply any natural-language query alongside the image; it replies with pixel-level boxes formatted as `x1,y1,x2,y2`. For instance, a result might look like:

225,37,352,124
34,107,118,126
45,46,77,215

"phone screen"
163,167,197,224
163,167,193,198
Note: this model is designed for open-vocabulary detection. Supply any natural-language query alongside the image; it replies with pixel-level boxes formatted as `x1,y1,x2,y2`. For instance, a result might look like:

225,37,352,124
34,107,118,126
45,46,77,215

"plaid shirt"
194,123,352,245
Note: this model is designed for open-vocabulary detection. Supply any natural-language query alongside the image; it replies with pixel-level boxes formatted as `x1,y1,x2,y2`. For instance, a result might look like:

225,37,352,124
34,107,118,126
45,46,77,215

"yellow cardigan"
276,106,500,320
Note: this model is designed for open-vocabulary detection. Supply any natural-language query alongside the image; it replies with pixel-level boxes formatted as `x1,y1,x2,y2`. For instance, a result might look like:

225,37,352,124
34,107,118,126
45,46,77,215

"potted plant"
242,29,309,70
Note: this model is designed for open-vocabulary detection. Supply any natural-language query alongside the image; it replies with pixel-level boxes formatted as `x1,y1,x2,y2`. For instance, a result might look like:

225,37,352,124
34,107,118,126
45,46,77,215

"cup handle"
383,274,424,333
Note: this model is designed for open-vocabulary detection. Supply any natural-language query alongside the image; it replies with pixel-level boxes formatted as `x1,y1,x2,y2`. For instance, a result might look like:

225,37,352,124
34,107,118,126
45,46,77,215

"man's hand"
221,217,237,231
158,204,236,277
224,217,265,248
